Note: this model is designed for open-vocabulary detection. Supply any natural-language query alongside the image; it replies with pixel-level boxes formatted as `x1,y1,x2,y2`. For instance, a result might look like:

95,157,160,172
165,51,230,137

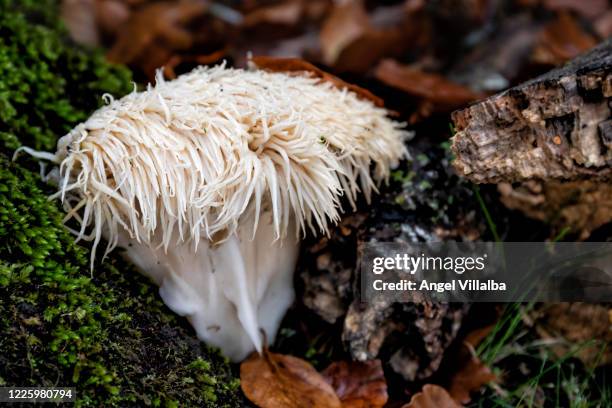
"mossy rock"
0,1,241,406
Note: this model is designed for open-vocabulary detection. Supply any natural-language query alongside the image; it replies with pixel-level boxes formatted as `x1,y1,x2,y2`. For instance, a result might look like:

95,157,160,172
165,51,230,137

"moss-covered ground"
0,1,241,406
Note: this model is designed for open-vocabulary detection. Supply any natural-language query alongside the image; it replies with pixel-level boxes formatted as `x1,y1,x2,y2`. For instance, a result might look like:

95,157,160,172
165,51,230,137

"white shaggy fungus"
22,64,409,361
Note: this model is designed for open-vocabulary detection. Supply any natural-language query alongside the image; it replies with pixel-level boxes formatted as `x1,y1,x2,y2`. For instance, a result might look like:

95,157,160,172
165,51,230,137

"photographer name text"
372,279,507,293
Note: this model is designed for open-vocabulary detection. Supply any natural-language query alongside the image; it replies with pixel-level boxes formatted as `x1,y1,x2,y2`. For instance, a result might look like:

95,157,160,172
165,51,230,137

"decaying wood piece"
452,39,612,183
498,180,612,239
299,145,482,381
530,303,612,366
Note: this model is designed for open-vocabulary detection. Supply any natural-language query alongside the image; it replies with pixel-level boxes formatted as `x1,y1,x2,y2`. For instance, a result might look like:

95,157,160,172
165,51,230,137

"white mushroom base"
117,211,299,361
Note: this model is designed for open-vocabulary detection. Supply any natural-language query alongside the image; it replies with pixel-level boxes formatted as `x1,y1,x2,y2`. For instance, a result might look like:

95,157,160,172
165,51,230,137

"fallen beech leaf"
322,360,388,408
375,59,483,105
240,350,341,408
532,11,597,66
433,325,496,405
243,0,329,28
250,56,385,107
448,355,495,404
374,59,484,120
543,0,608,20
319,0,370,65
319,1,425,73
107,1,208,75
402,384,462,408
164,49,227,78
243,0,303,27
137,43,175,82
464,324,495,348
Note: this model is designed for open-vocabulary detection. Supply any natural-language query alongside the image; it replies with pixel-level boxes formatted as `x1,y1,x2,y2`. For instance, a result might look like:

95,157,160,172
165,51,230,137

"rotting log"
451,38,612,183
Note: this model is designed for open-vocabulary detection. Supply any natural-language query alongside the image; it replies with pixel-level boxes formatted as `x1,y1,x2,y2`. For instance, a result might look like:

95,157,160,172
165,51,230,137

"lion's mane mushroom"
22,64,409,361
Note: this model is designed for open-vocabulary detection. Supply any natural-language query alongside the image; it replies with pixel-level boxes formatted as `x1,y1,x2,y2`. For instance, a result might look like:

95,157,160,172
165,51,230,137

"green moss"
0,0,132,153
0,2,241,406
0,159,241,407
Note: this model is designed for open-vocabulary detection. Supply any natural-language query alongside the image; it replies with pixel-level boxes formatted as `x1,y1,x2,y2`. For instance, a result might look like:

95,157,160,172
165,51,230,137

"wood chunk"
532,303,612,367
451,39,612,183
498,179,612,239
299,144,479,382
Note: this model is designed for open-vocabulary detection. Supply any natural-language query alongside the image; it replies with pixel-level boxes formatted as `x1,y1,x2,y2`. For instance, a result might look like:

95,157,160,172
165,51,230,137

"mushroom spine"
25,64,409,361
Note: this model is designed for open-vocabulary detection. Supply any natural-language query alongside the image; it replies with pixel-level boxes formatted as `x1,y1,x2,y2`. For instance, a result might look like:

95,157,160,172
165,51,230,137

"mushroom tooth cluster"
35,64,410,361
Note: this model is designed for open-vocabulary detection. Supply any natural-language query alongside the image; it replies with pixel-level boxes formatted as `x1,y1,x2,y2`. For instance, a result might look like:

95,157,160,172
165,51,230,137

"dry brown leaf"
243,0,303,27
532,11,597,66
163,49,227,79
542,0,608,20
374,59,484,121
107,1,208,78
327,29,409,74
464,324,495,348
374,59,484,106
243,0,329,28
431,325,496,405
321,360,388,408
319,0,370,65
250,56,385,107
319,0,425,73
516,0,609,19
448,355,495,404
402,384,462,408
240,350,341,408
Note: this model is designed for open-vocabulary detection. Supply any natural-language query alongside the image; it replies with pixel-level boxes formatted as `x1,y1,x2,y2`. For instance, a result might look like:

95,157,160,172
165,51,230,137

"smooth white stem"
211,235,263,353
118,211,299,361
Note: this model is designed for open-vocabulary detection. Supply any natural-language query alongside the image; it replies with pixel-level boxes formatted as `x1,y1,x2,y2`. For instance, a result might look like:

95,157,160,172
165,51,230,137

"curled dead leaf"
402,384,462,408
464,324,496,348
164,49,227,79
242,0,329,28
250,56,385,107
319,0,426,73
319,0,369,66
532,11,597,66
448,354,496,404
107,1,209,78
443,324,497,405
240,349,341,408
243,0,303,27
374,59,484,121
322,360,388,408
542,0,608,20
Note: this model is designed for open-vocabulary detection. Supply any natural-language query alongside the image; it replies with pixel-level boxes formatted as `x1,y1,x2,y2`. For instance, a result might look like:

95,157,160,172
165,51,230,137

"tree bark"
451,38,612,183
